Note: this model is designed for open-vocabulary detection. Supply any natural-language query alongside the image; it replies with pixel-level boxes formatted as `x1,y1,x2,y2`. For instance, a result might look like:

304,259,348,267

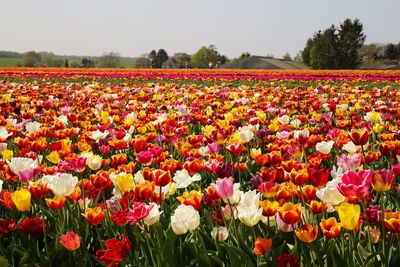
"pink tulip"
69,157,86,173
18,168,35,182
212,177,234,199
336,154,362,171
337,170,372,201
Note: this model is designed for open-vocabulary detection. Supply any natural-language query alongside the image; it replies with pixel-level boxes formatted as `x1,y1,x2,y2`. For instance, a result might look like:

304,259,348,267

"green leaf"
162,228,178,267
223,244,244,267
0,256,8,267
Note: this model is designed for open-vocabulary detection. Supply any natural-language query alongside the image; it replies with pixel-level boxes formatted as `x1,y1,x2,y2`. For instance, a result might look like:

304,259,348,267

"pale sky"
1,0,399,58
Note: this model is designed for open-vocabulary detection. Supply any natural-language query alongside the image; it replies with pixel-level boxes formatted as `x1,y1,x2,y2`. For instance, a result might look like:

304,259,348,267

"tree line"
13,51,121,68
301,18,400,69
2,19,399,69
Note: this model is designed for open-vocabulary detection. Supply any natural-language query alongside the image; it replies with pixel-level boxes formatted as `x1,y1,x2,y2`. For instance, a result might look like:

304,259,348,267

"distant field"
0,57,20,67
118,58,136,68
0,57,135,68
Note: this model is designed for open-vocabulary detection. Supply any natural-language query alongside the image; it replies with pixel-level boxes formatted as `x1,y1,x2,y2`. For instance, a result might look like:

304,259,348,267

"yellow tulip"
337,202,360,230
250,148,262,159
46,151,61,164
268,119,279,132
11,189,31,212
256,111,266,123
2,149,13,161
115,173,134,192
373,123,383,134
368,111,380,123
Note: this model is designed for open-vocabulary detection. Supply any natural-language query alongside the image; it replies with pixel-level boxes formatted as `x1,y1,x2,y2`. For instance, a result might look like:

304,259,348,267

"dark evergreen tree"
81,58,94,68
155,49,169,68
337,18,366,68
310,26,339,69
384,43,399,60
302,18,366,69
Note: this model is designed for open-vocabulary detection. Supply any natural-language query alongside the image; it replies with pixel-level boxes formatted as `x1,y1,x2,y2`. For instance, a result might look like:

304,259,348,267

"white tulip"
87,155,102,170
42,173,78,197
90,130,109,141
315,140,334,154
0,127,12,140
25,121,41,133
237,190,263,227
238,126,254,143
316,179,345,206
6,157,37,176
171,205,200,235
224,183,241,204
278,115,290,125
173,169,201,189
342,141,359,154
211,226,229,241
144,203,162,225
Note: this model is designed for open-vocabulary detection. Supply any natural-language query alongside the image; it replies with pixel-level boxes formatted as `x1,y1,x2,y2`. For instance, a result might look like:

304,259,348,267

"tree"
64,58,69,68
21,51,42,67
302,18,366,69
337,18,366,68
135,57,150,68
191,45,220,68
282,52,292,61
384,43,399,60
310,26,339,69
359,44,378,65
97,52,120,68
225,52,251,66
149,50,157,60
171,53,191,68
69,60,82,68
293,52,303,63
302,37,317,66
82,58,94,68
155,49,169,68
41,52,63,67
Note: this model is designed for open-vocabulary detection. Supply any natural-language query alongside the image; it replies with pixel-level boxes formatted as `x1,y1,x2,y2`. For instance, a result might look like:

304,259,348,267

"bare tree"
97,52,120,68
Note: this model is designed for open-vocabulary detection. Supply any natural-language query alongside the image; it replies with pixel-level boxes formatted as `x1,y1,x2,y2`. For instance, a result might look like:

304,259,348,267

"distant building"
225,56,309,70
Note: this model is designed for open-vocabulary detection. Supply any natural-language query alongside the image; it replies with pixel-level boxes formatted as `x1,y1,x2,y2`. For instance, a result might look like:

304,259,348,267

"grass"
0,57,20,67
118,58,136,68
0,57,135,68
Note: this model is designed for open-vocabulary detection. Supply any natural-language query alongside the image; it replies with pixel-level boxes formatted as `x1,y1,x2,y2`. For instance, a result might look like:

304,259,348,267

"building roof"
226,56,309,70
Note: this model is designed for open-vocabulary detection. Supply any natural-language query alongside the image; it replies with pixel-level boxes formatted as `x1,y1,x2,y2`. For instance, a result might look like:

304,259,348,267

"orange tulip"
287,169,308,186
371,169,394,192
253,238,272,255
60,231,81,251
350,128,369,146
176,190,203,211
278,203,302,225
111,153,127,169
45,196,66,210
384,211,400,233
134,180,155,201
82,207,104,225
307,200,328,215
295,224,318,243
259,200,280,217
150,169,172,187
182,158,205,175
320,217,342,239
299,185,317,202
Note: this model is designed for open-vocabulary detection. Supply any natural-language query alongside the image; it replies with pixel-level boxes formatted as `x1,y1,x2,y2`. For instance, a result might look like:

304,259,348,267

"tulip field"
1,67,400,266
